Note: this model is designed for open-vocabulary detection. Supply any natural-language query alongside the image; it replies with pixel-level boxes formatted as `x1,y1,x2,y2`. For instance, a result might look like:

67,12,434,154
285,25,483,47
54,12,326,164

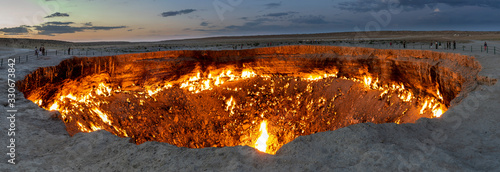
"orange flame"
255,120,269,153
30,67,448,153
49,102,59,111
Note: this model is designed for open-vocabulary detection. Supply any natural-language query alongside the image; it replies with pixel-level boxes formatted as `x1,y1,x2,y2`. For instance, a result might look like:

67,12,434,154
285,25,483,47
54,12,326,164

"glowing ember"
92,108,112,126
433,108,444,118
254,120,270,153
49,102,59,111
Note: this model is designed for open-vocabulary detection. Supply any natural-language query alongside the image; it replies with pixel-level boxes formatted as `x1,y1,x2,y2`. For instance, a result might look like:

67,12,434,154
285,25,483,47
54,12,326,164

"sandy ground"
0,31,499,171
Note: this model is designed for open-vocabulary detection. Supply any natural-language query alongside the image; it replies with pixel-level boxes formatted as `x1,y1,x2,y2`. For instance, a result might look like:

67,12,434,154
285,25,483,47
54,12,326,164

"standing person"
68,47,71,55
430,42,433,49
390,42,392,47
484,42,488,51
453,41,456,50
35,47,38,56
435,41,438,49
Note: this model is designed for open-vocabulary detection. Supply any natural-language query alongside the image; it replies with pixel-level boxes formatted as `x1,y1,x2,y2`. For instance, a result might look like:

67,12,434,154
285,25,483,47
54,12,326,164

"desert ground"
0,31,499,171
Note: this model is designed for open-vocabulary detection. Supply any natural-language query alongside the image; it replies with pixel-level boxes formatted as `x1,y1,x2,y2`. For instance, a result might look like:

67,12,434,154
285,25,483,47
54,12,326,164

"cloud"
0,22,125,36
338,0,500,12
192,11,337,36
264,2,282,9
45,21,74,25
264,12,294,17
200,22,209,27
206,13,327,33
161,9,196,17
290,15,328,25
434,8,441,12
44,12,70,18
0,26,30,35
83,22,93,26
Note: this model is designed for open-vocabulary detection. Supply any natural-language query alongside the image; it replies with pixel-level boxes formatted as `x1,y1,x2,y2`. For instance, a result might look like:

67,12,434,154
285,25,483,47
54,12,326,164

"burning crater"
18,45,481,154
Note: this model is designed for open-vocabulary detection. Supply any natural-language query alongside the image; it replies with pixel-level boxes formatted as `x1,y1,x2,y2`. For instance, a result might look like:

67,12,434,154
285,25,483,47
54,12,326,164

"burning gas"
18,45,482,155
255,120,270,153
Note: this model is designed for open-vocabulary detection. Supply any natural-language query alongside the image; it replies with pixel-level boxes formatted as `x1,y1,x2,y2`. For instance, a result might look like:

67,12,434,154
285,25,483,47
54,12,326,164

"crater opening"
18,45,481,154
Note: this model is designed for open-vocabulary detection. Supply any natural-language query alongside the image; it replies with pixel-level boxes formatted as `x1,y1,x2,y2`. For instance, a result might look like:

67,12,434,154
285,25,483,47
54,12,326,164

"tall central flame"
255,120,269,153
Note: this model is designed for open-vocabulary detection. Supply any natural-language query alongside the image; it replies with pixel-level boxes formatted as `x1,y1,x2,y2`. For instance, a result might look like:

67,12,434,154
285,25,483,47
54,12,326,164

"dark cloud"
34,25,83,35
222,18,272,31
45,21,74,25
403,0,500,8
161,9,196,17
264,12,295,17
83,22,93,26
86,26,127,30
0,26,30,35
210,13,327,33
290,15,328,25
44,12,70,18
264,2,282,9
338,0,500,12
22,22,127,36
200,22,209,27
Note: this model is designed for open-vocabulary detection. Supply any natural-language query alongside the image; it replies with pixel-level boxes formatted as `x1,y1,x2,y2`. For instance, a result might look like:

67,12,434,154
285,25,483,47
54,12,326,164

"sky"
0,0,499,42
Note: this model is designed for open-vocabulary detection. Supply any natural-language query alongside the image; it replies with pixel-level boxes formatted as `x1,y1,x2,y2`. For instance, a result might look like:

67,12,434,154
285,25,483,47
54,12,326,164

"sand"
0,31,499,171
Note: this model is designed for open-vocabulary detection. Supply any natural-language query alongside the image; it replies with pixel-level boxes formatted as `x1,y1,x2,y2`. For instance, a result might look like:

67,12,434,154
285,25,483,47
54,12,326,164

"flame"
34,99,43,106
92,108,112,125
77,121,92,132
95,83,112,96
437,89,443,101
433,108,444,118
395,119,401,124
30,66,449,154
242,69,257,78
49,102,59,111
304,73,338,81
307,75,323,81
364,76,372,87
419,97,446,118
255,120,269,153
225,96,236,115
